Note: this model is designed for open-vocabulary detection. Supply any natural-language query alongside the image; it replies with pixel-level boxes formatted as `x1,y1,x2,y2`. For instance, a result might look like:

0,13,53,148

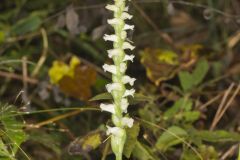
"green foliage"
181,145,218,160
90,92,153,105
164,98,200,123
0,31,5,44
123,122,140,158
0,103,27,159
132,141,156,160
194,130,240,142
155,126,188,151
89,92,112,101
179,59,209,92
28,130,61,157
11,15,42,35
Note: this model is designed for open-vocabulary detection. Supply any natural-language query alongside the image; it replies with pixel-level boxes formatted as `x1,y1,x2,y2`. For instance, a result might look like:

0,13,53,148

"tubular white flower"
124,6,129,12
106,5,118,12
123,54,134,62
106,126,123,136
123,24,134,30
107,49,120,58
108,18,122,25
122,12,133,20
122,75,136,86
103,64,117,74
100,103,115,114
122,117,134,128
123,89,135,97
106,83,122,93
123,42,135,50
103,34,118,42
120,98,129,113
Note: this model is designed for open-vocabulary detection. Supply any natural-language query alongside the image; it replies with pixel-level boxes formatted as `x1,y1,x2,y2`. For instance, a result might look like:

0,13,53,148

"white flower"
123,89,135,97
103,64,117,74
100,103,115,114
106,83,122,93
123,54,134,62
121,98,129,113
122,75,136,86
120,63,127,73
123,24,134,30
106,5,118,12
122,12,133,20
123,42,135,50
107,18,122,25
122,117,134,128
103,34,118,42
106,126,123,136
124,6,129,12
107,49,120,58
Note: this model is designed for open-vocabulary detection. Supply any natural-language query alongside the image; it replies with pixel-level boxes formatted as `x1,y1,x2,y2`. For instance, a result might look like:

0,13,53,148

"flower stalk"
101,0,135,159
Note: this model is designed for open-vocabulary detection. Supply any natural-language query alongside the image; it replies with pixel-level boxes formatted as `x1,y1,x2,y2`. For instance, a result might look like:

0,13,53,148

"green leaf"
11,15,42,35
181,149,200,160
195,130,240,142
89,92,112,101
139,108,156,124
192,59,209,86
178,71,194,92
182,111,200,123
29,130,61,156
128,93,153,105
0,104,27,156
0,139,14,160
164,98,193,119
132,141,156,160
89,93,152,104
156,126,188,151
0,31,5,44
123,122,140,158
178,59,209,92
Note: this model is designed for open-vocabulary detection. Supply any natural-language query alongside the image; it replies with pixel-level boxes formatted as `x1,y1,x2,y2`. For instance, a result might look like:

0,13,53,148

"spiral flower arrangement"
100,0,135,159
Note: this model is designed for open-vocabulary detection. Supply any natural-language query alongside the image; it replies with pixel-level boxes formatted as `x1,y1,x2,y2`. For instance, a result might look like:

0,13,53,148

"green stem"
116,154,122,160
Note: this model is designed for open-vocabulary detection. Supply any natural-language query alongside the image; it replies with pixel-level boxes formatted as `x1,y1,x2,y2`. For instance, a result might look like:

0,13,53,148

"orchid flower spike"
101,0,136,159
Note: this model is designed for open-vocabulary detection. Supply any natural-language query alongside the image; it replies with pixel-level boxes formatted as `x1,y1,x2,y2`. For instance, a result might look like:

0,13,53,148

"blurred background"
0,0,240,159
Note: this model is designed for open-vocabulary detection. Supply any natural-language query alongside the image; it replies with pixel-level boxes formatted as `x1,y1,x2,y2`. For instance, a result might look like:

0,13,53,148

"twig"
30,107,99,128
210,83,234,130
5,32,41,43
33,110,82,128
216,85,240,126
0,70,53,89
228,30,240,49
31,28,49,77
0,71,38,85
210,83,240,130
220,144,238,160
22,56,29,105
199,94,222,111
